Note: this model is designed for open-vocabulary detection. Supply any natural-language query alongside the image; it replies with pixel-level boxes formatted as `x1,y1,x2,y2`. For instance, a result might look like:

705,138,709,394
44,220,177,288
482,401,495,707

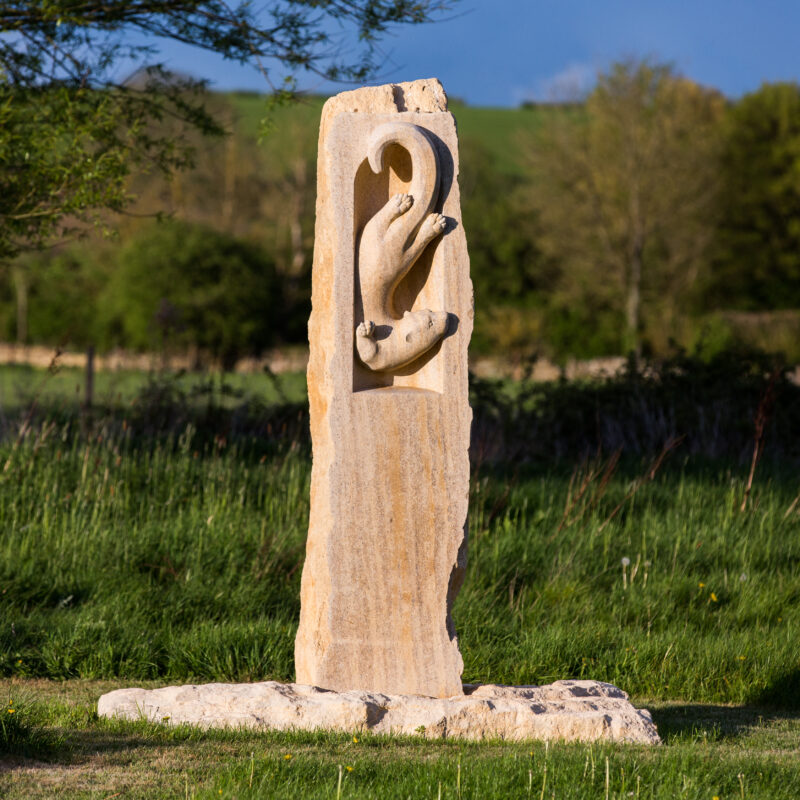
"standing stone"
295,79,472,698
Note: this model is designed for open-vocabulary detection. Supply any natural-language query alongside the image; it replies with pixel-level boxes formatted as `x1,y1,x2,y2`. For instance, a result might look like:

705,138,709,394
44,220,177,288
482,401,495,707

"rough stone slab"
295,78,473,698
97,680,660,745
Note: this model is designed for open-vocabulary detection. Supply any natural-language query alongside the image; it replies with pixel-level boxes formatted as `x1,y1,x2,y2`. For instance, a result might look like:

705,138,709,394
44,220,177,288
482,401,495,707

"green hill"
225,90,542,175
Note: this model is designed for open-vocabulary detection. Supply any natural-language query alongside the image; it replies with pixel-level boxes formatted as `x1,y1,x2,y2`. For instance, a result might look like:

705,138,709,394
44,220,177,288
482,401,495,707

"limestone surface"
97,680,660,745
295,78,473,698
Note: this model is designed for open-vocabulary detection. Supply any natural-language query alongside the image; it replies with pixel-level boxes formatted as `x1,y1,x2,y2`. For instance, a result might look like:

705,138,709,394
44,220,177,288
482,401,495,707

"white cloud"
514,61,598,104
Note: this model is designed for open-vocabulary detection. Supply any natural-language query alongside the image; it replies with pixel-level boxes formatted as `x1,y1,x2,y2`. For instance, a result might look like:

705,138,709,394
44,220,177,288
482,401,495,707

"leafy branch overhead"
0,1,454,258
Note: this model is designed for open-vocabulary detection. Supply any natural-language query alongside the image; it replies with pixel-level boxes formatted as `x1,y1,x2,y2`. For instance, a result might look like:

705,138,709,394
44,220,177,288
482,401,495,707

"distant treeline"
2,60,800,365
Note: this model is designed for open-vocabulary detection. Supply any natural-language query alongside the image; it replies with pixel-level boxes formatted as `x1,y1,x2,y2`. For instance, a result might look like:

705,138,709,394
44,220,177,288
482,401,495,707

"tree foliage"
459,135,552,355
712,82,800,310
524,61,725,357
2,247,107,347
460,136,544,305
0,79,205,260
0,1,453,258
7,48,800,364
106,220,280,369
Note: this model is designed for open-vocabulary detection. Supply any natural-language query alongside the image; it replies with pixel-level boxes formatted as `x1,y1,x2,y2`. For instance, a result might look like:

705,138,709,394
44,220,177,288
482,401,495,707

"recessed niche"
352,126,452,394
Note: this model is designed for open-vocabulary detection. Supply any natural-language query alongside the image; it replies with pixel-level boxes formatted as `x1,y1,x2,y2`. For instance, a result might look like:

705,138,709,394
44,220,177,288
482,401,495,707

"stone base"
97,679,660,745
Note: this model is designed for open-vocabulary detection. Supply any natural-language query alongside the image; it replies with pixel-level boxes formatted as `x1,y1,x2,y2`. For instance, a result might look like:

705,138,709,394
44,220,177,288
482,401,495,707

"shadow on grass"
651,703,800,742
755,668,800,711
1,396,311,464
653,670,800,742
6,717,391,771
4,721,231,768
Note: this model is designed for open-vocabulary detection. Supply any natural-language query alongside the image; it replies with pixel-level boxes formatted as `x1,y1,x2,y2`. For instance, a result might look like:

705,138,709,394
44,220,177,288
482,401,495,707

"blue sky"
148,1,800,107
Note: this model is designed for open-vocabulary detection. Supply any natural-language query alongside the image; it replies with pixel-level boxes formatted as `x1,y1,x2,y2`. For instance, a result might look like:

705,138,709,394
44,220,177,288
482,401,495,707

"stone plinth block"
294,79,473,698
97,680,660,745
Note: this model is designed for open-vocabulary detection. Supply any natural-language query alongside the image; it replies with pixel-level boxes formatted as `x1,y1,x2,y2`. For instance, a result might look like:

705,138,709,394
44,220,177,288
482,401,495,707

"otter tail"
367,122,441,243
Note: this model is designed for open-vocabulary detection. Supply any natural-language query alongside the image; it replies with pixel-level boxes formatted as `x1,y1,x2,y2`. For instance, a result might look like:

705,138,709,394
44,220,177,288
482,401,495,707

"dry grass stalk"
2,348,61,473
741,369,780,512
596,435,685,533
558,449,621,532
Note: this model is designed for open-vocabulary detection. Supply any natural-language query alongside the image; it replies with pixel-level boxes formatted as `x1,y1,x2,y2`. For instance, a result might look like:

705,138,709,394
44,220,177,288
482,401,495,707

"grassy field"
1,363,799,797
0,363,308,413
2,680,798,798
228,91,541,175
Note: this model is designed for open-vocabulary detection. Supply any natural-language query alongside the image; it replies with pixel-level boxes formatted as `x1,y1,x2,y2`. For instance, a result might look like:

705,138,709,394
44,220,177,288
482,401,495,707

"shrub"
105,221,280,369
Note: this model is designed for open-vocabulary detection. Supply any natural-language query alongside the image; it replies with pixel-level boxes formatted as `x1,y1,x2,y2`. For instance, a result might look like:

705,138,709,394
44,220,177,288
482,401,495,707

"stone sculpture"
98,79,660,745
294,78,473,698
355,122,450,372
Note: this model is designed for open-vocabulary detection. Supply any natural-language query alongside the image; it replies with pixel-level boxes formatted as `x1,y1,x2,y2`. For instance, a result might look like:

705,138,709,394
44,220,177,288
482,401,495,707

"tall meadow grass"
1,407,797,706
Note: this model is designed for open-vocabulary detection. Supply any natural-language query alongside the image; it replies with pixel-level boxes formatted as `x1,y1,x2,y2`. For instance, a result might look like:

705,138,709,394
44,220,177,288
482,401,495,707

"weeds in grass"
0,694,61,757
595,434,684,533
557,449,620,532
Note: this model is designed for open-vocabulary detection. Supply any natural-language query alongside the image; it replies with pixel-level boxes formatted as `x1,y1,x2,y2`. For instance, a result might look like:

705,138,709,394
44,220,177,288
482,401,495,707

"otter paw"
425,212,447,236
391,193,413,214
357,320,376,338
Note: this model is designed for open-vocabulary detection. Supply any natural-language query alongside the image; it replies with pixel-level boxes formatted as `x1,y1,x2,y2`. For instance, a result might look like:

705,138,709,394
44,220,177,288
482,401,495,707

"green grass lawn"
0,363,307,413
1,365,798,797
1,680,799,798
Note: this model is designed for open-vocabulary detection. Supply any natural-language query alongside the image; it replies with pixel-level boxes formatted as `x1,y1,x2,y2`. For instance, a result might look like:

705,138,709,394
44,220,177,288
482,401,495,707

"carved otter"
355,122,450,373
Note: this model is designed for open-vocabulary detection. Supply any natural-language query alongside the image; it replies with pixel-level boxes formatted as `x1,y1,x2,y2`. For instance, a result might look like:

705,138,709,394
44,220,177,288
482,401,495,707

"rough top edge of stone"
320,78,448,129
100,679,631,704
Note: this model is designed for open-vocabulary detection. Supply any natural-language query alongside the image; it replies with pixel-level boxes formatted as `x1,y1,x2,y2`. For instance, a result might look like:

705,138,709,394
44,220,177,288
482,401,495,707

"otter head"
399,308,449,351
355,309,450,372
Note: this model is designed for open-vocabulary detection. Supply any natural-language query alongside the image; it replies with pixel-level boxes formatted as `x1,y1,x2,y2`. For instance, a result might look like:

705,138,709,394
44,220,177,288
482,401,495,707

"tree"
3,246,108,348
524,60,725,358
0,1,454,259
711,82,800,310
105,220,280,369
123,93,320,341
460,135,545,306
458,134,550,356
253,99,321,340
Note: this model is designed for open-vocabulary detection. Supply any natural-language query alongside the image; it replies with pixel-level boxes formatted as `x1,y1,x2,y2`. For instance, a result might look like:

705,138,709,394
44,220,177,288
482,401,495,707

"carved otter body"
355,122,449,373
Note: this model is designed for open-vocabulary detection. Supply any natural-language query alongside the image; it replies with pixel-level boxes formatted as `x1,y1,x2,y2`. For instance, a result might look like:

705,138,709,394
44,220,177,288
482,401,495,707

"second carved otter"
355,122,450,373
